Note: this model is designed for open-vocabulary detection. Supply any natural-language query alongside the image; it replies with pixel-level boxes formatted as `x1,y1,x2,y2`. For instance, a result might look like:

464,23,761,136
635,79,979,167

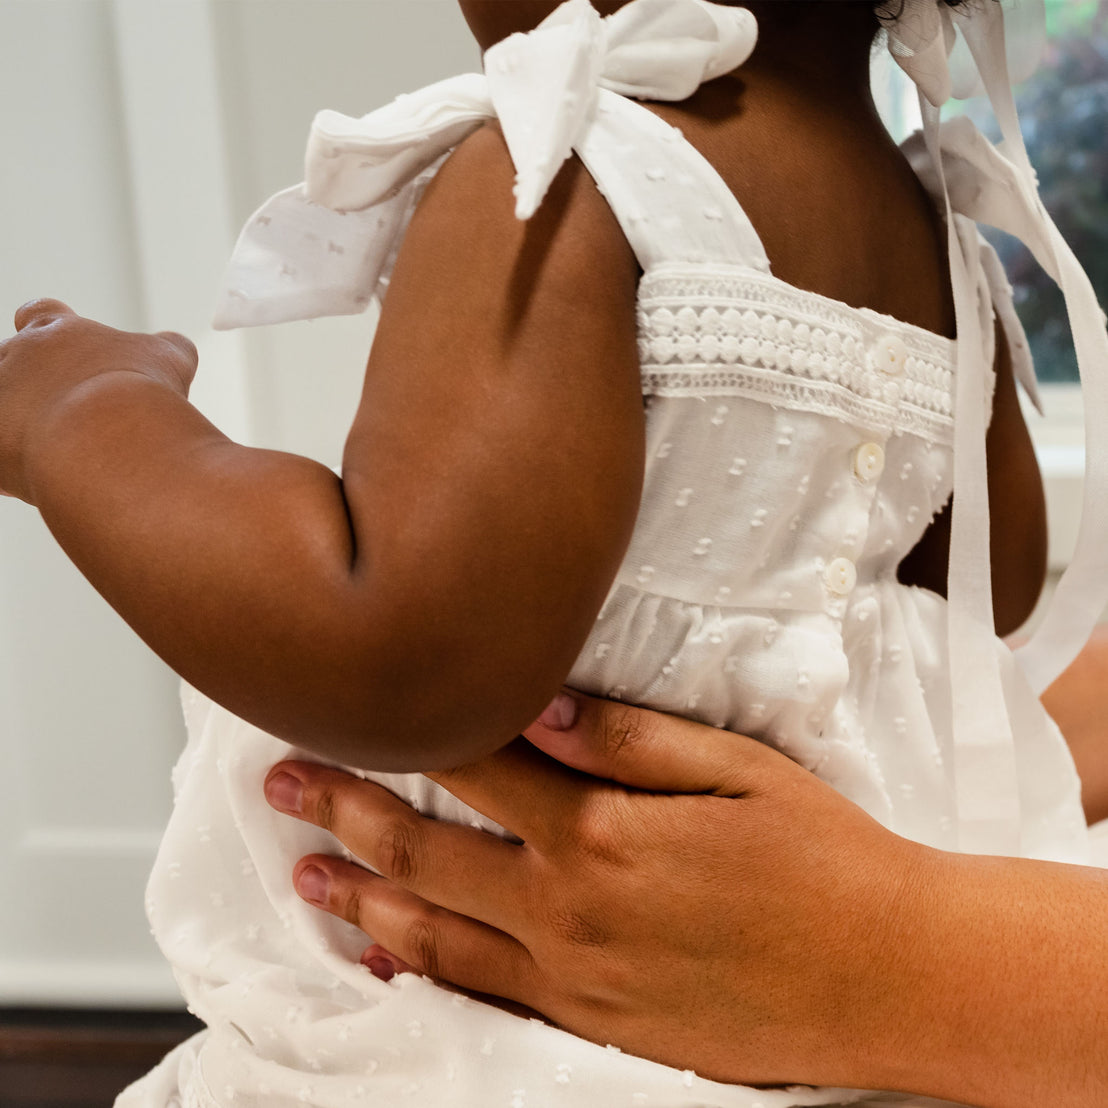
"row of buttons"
825,438,880,597
825,439,882,593
825,335,905,601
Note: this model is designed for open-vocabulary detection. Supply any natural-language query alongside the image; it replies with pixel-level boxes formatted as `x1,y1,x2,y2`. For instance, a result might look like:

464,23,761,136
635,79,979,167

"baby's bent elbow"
292,646,551,772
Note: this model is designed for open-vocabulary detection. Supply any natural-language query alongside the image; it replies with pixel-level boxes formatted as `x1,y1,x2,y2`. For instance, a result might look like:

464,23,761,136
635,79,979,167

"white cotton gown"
118,5,1105,1107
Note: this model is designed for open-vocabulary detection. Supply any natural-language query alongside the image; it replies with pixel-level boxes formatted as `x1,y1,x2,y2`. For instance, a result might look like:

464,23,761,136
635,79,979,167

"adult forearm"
861,848,1108,1107
1041,627,1108,825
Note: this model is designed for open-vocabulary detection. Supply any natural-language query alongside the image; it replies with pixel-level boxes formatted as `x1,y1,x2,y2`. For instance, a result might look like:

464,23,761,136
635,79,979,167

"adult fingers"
266,762,534,935
523,691,782,797
292,854,542,1006
13,299,76,331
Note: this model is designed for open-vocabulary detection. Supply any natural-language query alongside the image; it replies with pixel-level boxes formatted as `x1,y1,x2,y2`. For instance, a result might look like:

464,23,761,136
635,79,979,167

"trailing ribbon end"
486,0,605,223
512,177,545,223
489,0,758,221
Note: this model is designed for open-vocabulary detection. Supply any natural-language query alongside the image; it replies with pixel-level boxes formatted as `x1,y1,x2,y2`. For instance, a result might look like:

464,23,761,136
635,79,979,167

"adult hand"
264,692,928,1090
0,299,197,501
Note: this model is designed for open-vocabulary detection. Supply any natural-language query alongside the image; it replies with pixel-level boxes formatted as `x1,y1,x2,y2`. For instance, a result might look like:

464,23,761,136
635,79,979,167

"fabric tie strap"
885,0,1108,856
212,0,755,329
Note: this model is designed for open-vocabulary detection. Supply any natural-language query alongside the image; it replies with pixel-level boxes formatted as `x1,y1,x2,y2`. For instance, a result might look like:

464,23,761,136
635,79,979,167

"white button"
872,334,908,376
824,557,858,596
853,442,886,483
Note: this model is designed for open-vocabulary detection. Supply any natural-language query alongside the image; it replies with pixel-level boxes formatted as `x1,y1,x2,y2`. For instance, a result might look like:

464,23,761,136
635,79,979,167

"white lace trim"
636,264,963,442
641,367,956,445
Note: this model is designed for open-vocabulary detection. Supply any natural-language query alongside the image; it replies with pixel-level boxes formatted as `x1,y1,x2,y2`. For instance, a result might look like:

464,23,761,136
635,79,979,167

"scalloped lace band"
636,265,971,446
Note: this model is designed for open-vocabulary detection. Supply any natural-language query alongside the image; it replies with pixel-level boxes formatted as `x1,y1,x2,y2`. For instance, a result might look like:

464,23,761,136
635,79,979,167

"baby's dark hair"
878,0,992,8
875,0,998,22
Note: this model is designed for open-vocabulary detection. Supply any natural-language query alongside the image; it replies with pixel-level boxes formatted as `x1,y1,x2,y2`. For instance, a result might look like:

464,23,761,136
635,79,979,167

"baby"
0,1,1104,1105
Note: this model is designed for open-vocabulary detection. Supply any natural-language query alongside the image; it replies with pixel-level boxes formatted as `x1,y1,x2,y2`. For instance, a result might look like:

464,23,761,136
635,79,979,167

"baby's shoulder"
645,97,955,336
416,121,635,281
380,117,639,356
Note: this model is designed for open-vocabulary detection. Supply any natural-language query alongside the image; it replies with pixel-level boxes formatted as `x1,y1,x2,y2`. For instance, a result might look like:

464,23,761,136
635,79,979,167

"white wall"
0,0,475,1008
206,0,479,461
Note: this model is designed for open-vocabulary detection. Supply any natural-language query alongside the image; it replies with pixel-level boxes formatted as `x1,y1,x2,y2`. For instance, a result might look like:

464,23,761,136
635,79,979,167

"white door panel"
1,0,473,1006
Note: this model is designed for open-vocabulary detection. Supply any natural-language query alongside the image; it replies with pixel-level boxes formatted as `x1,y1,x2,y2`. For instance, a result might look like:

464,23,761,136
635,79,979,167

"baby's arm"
1,124,643,770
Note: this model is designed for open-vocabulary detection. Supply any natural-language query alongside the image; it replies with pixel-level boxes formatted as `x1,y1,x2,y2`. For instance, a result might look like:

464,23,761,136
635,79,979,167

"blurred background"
0,2,477,1102
0,1,1103,1104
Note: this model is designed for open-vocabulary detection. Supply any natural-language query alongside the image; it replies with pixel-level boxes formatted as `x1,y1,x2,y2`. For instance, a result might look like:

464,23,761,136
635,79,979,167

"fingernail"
537,691,578,731
265,771,303,814
363,954,398,982
296,864,330,905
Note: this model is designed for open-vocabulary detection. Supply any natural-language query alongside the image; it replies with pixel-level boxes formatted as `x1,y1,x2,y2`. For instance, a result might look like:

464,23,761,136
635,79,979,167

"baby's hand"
0,299,198,502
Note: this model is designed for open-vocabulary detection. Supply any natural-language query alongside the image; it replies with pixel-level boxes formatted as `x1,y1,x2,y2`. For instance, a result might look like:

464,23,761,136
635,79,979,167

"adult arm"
0,127,641,769
266,692,1108,1108
1043,625,1108,825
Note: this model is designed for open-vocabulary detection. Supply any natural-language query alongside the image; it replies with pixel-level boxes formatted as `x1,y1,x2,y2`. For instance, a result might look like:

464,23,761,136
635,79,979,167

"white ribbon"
884,0,1108,854
213,0,755,328
936,3,1108,699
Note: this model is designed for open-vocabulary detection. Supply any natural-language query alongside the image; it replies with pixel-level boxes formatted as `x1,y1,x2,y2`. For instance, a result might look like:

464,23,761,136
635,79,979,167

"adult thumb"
522,691,762,796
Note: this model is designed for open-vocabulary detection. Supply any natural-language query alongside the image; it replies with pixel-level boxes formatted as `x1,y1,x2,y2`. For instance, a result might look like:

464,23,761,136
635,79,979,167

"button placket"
871,333,908,407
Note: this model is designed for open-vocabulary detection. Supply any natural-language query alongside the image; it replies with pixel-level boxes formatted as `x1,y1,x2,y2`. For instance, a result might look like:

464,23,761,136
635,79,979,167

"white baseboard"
0,959,183,1009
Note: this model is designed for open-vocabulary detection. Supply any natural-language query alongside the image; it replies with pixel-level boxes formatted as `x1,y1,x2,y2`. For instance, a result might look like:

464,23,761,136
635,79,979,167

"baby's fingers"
359,943,418,982
153,331,199,393
14,298,76,332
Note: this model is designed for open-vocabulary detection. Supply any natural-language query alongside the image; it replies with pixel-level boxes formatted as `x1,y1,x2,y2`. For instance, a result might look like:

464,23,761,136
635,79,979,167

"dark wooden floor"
0,1008,203,1108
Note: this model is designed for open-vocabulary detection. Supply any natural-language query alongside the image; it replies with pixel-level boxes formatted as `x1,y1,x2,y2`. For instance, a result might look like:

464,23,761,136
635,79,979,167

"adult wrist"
813,834,954,1095
857,847,1108,1108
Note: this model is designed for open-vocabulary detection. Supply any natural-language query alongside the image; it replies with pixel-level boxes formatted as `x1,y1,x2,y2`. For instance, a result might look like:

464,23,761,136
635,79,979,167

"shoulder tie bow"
213,0,755,329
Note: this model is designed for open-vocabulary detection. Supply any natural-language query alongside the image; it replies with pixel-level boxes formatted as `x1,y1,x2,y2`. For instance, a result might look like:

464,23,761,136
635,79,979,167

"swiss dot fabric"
121,6,1103,1108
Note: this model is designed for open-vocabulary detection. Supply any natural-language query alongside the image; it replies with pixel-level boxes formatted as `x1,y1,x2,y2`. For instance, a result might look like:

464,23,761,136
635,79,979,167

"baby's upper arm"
337,124,644,767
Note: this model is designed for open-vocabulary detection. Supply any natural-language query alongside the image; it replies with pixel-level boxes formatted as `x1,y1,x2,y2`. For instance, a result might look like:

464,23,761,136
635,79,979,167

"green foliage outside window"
963,1,1108,383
